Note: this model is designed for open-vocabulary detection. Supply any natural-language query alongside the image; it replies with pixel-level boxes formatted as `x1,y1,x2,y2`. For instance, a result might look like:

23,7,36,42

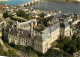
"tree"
1,28,8,43
25,47,38,57
39,13,45,18
17,10,25,17
65,0,69,2
8,48,16,57
9,43,15,48
77,38,80,49
58,36,71,49
7,21,13,25
0,44,5,56
15,45,26,52
0,44,16,56
77,21,80,29
45,48,62,57
27,50,38,57
51,41,58,47
3,12,8,18
17,10,29,19
42,19,48,27
61,36,71,45
66,39,78,54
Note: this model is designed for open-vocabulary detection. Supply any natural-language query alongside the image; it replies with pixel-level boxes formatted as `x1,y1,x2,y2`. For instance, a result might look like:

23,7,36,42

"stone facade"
8,14,73,54
60,22,71,37
8,22,60,54
16,19,37,30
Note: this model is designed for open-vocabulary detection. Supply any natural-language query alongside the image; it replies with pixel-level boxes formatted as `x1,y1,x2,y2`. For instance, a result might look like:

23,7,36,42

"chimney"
31,32,33,38
17,31,20,36
12,25,14,28
21,31,23,34
17,28,18,31
9,28,11,32
18,31,20,34
16,21,19,27
31,22,34,31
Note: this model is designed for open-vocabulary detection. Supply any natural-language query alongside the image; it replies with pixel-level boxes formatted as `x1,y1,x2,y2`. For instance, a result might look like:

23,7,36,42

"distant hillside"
52,0,78,2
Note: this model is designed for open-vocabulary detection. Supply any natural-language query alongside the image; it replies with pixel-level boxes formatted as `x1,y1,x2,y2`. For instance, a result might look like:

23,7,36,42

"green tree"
25,47,38,57
15,45,26,52
58,36,71,49
77,21,80,29
77,38,80,49
1,28,8,43
65,0,69,2
7,21,13,25
17,10,26,17
27,50,38,57
3,12,8,18
0,44,5,56
45,48,62,57
62,36,71,45
17,10,29,19
67,39,78,54
8,48,16,57
39,13,45,17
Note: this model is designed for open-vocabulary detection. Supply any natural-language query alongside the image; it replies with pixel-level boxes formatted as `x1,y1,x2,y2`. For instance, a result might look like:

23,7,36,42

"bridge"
19,0,44,7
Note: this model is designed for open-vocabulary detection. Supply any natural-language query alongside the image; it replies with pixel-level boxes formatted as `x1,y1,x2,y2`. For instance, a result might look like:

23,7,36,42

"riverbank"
50,0,80,3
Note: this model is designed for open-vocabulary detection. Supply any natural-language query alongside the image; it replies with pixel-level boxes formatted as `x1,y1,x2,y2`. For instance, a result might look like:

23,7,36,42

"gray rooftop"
9,23,60,41
64,22,70,28
9,28,32,38
42,23,60,41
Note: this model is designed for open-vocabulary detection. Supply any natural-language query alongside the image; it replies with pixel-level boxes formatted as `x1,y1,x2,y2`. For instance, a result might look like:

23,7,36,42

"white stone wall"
72,20,80,25
33,39,42,52
8,34,33,47
8,23,64,54
42,27,60,53
64,26,70,36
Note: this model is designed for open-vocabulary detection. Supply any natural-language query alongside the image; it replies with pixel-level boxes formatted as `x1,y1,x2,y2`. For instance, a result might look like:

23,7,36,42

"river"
0,0,80,14
32,0,80,14
0,0,32,6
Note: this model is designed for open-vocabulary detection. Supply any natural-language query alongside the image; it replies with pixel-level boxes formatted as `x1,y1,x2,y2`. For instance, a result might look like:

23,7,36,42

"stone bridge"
19,0,44,7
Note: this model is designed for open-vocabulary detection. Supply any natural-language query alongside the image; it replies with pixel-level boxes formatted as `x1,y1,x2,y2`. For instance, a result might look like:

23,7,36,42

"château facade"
8,18,71,53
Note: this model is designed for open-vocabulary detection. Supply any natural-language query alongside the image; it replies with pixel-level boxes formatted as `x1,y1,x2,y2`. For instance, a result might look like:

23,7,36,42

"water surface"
0,0,80,14
0,0,32,6
32,0,80,14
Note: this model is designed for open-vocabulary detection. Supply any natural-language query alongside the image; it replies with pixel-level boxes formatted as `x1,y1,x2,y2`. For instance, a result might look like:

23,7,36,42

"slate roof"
64,22,70,28
9,28,32,38
9,23,60,41
41,23,60,41
60,22,70,28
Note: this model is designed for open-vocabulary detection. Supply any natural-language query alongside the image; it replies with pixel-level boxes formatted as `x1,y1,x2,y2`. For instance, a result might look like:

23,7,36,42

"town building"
8,13,75,54
8,21,60,54
60,22,71,37
16,19,37,30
